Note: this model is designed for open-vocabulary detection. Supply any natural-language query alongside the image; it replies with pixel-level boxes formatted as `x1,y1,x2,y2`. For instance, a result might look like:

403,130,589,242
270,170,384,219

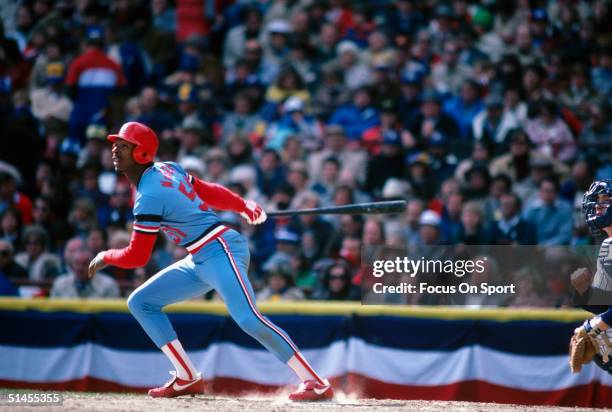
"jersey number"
161,167,209,211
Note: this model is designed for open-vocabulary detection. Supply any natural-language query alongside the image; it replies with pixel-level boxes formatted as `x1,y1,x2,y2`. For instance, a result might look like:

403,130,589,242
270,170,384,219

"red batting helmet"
107,122,158,164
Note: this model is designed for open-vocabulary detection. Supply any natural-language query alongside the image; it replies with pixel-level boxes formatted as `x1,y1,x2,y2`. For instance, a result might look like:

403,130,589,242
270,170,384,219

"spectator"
311,156,340,205
0,239,27,296
0,171,33,225
431,40,473,96
15,225,61,281
327,40,370,91
525,99,576,163
221,92,261,143
62,236,85,272
223,7,263,68
417,210,443,246
492,193,537,245
261,20,293,85
30,62,73,123
579,101,611,165
489,129,569,190
256,257,305,302
65,25,126,142
408,90,460,144
523,177,573,245
440,192,463,245
456,202,494,245
329,86,380,142
266,96,319,151
51,248,119,298
443,79,483,139
312,261,360,301
365,130,405,197
307,125,367,185
472,93,521,150
256,148,285,198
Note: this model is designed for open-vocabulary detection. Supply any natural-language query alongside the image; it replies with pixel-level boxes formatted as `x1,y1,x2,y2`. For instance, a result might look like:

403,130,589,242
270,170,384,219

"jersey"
592,237,612,292
132,162,227,255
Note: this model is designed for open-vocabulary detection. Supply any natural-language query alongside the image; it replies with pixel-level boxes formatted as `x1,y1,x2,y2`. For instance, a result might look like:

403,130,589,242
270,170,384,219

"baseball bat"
267,200,407,217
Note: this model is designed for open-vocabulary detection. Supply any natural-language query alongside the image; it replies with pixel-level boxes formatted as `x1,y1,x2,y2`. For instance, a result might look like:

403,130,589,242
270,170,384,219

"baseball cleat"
148,371,205,398
289,378,334,402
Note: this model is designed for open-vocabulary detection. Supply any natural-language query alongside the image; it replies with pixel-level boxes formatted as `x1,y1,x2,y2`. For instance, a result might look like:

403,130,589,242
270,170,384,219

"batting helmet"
107,122,158,164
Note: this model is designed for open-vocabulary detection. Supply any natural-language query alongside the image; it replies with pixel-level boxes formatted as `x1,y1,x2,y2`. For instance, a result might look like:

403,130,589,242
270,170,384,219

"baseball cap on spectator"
0,77,12,95
380,99,398,113
86,25,104,41
325,124,345,137
0,161,22,186
427,131,447,147
336,40,359,55
382,130,402,147
435,4,453,18
60,139,81,157
262,253,293,274
45,62,65,84
230,165,257,186
406,151,432,166
180,156,205,177
86,123,107,140
401,70,424,86
421,89,441,104
472,7,493,30
177,84,199,104
275,228,300,245
372,54,394,71
283,96,304,113
531,9,549,22
289,161,308,177
529,157,554,169
419,210,441,227
382,178,411,199
267,20,292,34
484,93,504,108
179,53,200,73
180,116,205,133
205,147,229,165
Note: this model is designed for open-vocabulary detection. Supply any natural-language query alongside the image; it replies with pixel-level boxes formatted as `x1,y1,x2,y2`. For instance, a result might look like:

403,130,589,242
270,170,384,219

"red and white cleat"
289,379,334,402
148,371,205,398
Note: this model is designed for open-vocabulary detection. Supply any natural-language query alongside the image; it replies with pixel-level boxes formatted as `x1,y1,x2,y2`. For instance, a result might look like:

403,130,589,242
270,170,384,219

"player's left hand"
88,251,108,279
240,200,267,225
569,317,612,373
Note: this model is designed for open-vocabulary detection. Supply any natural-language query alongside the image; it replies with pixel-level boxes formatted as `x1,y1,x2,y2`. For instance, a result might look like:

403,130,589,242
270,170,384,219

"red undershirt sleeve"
189,175,247,213
103,230,156,268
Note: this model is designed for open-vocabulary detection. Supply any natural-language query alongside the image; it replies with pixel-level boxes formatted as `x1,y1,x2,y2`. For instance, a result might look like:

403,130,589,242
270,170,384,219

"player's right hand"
240,200,267,225
570,267,593,295
88,251,108,279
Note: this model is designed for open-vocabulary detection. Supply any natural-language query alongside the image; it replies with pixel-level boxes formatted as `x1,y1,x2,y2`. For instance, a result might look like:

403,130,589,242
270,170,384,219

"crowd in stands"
0,0,610,305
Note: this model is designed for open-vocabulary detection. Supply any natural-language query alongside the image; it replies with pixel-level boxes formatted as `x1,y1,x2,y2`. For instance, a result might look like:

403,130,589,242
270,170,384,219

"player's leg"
127,256,211,396
196,230,332,401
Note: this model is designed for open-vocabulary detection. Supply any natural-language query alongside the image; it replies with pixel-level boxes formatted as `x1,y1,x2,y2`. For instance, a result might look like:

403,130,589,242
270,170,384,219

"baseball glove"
569,326,597,373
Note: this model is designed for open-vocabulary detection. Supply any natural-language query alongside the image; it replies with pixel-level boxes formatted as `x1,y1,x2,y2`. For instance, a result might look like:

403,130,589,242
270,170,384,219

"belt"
184,223,229,255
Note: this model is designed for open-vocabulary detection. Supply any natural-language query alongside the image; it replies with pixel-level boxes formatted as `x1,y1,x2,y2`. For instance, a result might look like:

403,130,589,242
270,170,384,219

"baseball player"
87,122,333,401
569,179,612,374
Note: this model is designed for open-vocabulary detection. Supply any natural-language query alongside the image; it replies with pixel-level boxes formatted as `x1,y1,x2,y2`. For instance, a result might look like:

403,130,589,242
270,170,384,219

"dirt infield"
0,392,607,412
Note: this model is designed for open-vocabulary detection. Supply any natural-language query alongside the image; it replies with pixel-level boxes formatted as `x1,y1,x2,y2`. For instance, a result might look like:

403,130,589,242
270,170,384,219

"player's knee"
235,314,263,337
127,289,145,314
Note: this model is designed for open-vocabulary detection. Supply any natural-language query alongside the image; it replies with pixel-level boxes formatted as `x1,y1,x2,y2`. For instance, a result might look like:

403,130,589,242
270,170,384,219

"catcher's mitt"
569,326,596,373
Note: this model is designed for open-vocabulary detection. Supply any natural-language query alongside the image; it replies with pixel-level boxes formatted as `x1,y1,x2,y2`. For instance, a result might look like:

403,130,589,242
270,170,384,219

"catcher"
569,179,612,374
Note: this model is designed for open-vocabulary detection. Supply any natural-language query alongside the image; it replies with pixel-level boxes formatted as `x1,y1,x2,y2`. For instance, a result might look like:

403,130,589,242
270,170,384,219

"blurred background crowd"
0,0,610,304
